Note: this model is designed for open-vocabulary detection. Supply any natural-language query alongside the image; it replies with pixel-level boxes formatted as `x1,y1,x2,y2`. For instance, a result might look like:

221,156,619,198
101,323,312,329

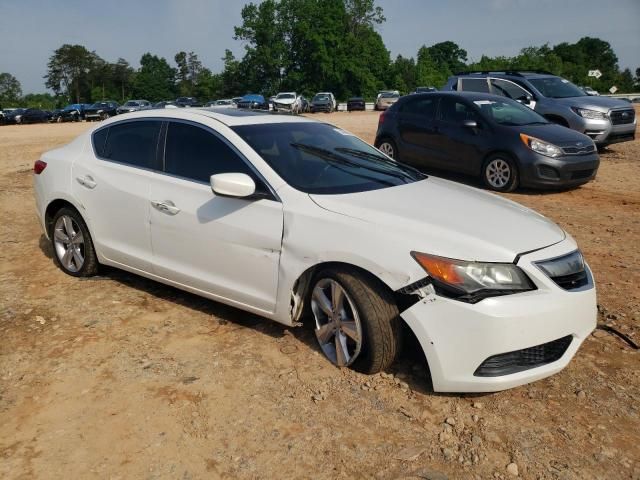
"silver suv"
443,71,636,146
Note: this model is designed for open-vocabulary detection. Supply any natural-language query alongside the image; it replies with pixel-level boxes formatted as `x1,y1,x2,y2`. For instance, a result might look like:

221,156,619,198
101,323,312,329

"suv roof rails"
454,70,554,77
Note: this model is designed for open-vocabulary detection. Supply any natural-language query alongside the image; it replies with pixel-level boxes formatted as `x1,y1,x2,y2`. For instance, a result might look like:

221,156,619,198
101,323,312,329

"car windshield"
124,101,140,106
277,94,295,99
473,98,550,126
313,95,329,101
90,103,109,108
528,77,587,98
232,123,426,194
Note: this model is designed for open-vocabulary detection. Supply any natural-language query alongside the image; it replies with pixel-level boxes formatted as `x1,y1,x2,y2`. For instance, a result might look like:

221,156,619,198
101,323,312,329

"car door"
149,120,284,313
396,96,441,167
435,97,488,175
72,119,162,272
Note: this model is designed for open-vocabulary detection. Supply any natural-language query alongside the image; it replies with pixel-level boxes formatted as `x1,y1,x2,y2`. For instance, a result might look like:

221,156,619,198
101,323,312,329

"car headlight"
411,252,535,303
520,133,563,158
571,107,607,120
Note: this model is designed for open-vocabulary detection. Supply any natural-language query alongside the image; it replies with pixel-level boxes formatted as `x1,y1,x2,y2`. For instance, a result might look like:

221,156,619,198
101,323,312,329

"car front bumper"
517,148,600,189
568,113,636,145
311,104,332,112
400,239,597,392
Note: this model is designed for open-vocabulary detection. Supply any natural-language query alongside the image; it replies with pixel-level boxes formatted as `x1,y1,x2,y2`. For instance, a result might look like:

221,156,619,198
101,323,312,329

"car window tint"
92,128,109,157
401,97,437,119
439,98,478,123
490,79,530,100
103,120,161,168
164,122,253,183
460,78,490,93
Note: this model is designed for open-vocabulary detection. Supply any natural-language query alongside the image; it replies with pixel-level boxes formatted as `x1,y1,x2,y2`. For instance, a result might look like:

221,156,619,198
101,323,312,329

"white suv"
33,108,596,392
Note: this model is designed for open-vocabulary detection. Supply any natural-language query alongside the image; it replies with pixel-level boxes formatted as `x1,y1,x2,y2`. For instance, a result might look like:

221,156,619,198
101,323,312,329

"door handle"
76,175,96,189
151,200,180,215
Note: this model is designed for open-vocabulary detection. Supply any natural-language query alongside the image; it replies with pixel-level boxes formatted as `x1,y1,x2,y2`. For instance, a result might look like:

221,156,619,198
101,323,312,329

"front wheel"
482,154,519,192
375,138,397,159
50,207,99,277
310,268,401,374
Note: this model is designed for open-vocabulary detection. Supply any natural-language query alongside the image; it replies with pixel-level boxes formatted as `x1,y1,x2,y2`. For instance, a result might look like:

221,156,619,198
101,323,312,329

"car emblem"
576,142,583,146
621,112,629,117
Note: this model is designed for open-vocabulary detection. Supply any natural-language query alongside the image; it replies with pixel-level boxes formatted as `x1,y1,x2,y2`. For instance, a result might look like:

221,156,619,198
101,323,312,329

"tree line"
1,0,639,110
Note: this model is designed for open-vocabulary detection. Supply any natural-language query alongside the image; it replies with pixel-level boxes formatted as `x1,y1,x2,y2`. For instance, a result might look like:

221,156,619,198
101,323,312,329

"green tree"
0,72,22,106
22,93,58,110
112,58,135,102
133,53,176,102
45,44,96,103
427,41,467,74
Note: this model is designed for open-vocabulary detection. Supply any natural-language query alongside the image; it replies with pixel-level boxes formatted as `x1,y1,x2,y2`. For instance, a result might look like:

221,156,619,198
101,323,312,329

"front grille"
570,169,594,180
610,109,635,125
562,144,596,155
474,335,573,377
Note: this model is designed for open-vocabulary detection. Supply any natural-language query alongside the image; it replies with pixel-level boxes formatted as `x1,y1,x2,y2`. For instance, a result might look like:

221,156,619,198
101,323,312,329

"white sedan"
33,108,596,392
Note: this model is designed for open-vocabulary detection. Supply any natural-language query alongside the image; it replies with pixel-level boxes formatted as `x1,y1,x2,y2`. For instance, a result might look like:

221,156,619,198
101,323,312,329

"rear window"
101,120,162,168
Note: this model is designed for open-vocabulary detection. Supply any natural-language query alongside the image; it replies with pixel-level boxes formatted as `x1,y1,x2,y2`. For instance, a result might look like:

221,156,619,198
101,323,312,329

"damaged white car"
33,108,596,392
272,92,302,114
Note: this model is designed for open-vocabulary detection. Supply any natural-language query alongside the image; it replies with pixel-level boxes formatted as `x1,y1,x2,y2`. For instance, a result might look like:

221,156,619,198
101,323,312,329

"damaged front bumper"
400,240,597,392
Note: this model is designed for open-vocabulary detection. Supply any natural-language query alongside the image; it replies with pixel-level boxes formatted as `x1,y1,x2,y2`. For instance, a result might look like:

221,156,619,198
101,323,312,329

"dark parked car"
310,93,334,113
84,101,119,121
176,97,201,108
16,108,49,124
53,104,90,122
374,92,599,192
116,99,152,114
347,97,366,112
413,86,437,93
237,94,269,110
153,101,179,109
3,108,27,124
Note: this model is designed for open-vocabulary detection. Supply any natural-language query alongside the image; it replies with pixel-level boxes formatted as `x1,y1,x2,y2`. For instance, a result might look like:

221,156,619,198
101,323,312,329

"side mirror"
210,172,256,198
517,95,532,105
463,119,478,129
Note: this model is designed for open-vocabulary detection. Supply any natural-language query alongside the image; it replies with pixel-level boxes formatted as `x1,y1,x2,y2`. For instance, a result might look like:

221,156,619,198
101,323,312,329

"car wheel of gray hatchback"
483,154,519,192
377,139,396,159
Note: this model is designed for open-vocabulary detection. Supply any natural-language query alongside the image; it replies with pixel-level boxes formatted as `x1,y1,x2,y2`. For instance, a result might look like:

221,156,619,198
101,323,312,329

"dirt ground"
1,110,638,480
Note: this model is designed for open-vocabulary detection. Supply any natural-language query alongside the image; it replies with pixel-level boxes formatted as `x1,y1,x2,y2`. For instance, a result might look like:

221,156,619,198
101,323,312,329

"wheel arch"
44,198,89,237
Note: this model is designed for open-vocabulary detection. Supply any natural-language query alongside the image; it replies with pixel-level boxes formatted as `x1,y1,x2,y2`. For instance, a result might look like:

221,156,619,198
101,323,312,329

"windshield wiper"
334,147,426,180
290,143,416,183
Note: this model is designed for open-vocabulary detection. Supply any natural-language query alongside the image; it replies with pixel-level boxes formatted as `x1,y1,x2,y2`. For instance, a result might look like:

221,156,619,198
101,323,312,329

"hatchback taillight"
378,110,387,126
34,160,47,174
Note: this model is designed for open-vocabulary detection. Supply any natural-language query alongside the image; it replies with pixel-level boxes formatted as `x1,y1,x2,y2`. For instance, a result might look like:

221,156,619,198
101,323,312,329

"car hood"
516,123,593,146
552,95,632,111
309,177,565,262
275,98,297,105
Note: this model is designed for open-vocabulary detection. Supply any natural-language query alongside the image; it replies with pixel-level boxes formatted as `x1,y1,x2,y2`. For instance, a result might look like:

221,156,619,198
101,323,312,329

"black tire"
310,267,402,374
374,137,397,159
482,153,519,192
50,207,99,277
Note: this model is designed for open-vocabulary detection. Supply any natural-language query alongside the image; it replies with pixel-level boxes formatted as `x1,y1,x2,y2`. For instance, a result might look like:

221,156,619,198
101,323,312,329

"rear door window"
400,97,438,119
489,78,531,100
164,122,254,183
459,78,490,93
102,120,162,168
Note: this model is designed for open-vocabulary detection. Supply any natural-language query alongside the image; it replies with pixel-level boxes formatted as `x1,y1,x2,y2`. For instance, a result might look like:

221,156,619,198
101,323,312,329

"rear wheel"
50,207,99,277
482,154,519,192
310,268,401,374
375,138,397,159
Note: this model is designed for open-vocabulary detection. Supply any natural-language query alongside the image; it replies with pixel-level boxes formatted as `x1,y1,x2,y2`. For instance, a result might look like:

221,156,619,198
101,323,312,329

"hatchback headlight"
520,133,562,158
411,252,535,302
571,107,607,120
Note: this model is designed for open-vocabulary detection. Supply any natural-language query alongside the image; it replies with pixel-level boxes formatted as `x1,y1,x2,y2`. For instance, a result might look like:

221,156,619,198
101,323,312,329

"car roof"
400,91,509,102
97,106,316,127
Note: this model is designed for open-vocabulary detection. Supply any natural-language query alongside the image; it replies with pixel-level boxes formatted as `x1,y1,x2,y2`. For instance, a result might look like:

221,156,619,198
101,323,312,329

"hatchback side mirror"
517,95,533,105
210,172,256,198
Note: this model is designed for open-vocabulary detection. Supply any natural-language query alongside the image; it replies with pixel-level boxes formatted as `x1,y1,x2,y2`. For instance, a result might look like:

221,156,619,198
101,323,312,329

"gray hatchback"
442,71,636,147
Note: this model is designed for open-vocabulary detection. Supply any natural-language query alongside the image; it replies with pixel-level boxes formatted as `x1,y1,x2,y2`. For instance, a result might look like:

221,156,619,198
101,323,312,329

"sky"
1,0,639,94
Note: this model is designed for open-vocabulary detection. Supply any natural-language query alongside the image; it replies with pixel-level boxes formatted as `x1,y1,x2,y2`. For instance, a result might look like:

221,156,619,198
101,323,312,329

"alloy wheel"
378,142,395,158
53,215,85,273
485,158,512,189
311,278,363,367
